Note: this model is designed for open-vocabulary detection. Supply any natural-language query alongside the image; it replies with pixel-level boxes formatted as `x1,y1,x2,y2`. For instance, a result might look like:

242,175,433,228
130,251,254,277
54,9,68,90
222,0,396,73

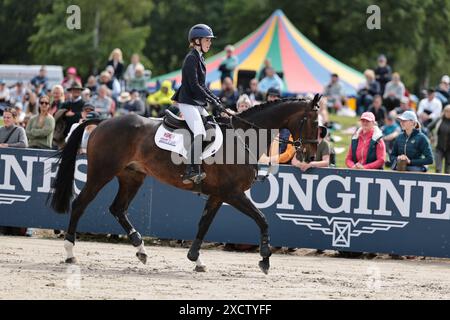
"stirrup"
182,167,206,185
182,172,206,185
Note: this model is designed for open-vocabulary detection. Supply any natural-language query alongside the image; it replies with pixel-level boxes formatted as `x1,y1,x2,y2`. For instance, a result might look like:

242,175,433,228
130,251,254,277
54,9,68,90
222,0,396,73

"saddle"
163,109,214,134
163,109,190,131
155,110,223,161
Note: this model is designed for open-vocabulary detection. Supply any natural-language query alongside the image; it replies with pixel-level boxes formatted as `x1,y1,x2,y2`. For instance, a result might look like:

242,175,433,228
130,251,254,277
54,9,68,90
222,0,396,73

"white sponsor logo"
276,213,408,247
0,193,30,205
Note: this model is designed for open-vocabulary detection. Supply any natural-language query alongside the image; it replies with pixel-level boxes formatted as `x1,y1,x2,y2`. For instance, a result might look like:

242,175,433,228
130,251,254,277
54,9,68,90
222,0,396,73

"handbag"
2,126,18,144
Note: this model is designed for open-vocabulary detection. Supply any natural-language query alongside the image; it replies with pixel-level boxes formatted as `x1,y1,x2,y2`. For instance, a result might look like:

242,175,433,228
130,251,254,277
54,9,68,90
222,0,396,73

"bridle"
219,103,319,179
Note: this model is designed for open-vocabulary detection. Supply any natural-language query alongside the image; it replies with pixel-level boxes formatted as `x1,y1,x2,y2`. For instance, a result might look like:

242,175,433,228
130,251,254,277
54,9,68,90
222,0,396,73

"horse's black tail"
48,119,102,214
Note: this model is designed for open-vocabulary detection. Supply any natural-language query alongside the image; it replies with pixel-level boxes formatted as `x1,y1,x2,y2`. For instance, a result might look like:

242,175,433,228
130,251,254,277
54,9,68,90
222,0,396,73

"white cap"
441,75,450,84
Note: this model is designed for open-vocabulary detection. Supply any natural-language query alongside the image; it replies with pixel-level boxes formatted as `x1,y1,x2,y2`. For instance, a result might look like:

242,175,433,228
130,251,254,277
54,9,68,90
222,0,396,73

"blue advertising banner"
0,148,449,258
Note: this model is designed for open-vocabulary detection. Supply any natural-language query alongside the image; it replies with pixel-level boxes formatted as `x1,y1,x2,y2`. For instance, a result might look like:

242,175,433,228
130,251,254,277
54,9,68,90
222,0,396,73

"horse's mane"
238,98,310,118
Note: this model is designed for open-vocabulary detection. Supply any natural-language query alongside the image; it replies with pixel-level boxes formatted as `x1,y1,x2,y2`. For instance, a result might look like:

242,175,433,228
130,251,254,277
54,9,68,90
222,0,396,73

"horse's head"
286,94,321,163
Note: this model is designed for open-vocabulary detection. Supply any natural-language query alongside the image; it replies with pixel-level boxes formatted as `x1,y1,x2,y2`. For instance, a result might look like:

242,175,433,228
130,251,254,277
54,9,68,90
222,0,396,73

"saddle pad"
155,121,223,160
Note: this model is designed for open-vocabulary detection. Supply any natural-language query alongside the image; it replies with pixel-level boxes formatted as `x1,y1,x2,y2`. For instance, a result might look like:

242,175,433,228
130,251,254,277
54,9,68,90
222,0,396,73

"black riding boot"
182,135,206,184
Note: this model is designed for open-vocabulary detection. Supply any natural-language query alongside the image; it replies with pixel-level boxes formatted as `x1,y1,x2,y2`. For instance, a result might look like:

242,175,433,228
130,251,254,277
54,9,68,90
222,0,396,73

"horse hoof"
187,251,199,262
194,265,207,272
65,257,77,264
136,252,147,265
258,258,270,275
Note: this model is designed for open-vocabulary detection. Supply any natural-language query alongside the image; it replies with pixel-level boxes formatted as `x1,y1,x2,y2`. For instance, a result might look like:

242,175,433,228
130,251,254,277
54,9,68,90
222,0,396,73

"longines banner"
0,148,449,258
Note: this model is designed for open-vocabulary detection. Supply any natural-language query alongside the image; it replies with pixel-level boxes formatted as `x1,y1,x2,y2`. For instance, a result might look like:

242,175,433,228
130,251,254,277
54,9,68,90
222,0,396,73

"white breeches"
178,103,209,138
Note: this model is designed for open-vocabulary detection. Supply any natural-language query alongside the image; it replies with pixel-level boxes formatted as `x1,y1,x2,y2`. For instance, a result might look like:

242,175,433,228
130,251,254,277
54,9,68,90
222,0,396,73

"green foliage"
0,0,449,92
0,0,52,63
28,0,152,77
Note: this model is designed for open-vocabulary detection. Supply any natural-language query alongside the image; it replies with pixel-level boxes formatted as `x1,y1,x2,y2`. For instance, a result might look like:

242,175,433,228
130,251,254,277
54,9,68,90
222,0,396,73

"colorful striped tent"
150,9,365,95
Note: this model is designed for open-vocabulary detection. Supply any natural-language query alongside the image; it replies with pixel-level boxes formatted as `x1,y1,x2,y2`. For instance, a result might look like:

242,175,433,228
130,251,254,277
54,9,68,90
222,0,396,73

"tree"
143,0,228,75
29,0,153,78
0,0,52,64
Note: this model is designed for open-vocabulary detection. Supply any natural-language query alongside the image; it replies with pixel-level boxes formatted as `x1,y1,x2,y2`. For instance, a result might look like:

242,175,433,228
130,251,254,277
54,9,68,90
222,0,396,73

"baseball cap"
360,111,376,122
85,111,101,120
267,87,281,97
82,103,95,111
397,110,418,122
441,75,450,84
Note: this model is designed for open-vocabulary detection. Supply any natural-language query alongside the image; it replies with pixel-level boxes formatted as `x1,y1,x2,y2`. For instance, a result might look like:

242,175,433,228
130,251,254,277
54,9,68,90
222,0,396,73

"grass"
328,114,357,168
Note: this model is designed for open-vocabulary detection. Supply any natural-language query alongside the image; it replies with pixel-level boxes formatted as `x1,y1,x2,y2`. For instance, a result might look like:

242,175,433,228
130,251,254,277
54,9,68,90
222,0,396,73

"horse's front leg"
187,196,223,272
225,192,271,274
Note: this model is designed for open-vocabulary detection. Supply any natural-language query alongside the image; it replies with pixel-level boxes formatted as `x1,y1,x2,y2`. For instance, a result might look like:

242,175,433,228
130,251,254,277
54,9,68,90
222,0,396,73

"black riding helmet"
188,24,216,42
188,24,216,53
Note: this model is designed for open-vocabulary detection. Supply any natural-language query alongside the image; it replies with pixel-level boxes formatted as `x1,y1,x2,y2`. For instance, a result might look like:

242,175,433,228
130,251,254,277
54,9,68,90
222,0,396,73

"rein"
217,105,318,181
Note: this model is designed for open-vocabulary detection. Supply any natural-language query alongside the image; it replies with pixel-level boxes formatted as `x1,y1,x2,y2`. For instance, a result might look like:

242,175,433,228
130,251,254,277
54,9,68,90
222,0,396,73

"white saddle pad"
155,119,223,160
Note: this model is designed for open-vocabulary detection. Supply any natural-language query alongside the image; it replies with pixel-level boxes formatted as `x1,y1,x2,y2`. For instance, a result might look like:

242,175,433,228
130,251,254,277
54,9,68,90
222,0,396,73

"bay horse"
49,95,320,274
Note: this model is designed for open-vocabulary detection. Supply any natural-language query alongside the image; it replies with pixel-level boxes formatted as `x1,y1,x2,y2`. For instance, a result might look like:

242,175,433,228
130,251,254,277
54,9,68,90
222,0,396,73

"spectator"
245,78,264,105
124,53,145,83
14,102,26,126
23,92,39,119
117,91,131,110
391,111,433,172
258,67,283,94
122,90,146,116
26,95,55,149
147,80,175,117
381,114,401,164
392,96,411,117
9,81,26,106
61,82,85,137
218,45,238,82
107,48,125,80
101,68,121,100
345,112,386,170
218,77,239,110
0,107,28,148
30,66,49,94
62,67,82,90
368,94,388,127
259,90,294,165
292,120,331,171
428,104,450,174
65,104,99,154
374,54,392,95
266,87,281,102
49,84,65,116
435,75,450,106
0,79,10,112
417,88,442,126
383,72,405,111
89,85,113,118
82,88,91,102
236,94,253,114
357,69,380,114
85,75,98,94
324,73,346,111
127,64,148,92
258,59,272,81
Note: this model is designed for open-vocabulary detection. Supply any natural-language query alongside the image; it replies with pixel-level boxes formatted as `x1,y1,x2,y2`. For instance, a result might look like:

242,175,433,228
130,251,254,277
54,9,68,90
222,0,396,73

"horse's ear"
312,93,322,108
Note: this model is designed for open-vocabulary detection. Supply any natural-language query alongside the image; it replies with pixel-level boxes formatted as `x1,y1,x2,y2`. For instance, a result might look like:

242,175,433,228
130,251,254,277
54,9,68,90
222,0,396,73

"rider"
172,24,222,184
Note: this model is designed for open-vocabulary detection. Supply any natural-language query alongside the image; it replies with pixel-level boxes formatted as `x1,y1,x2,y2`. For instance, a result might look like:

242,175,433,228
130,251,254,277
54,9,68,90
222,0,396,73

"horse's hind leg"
109,167,147,264
187,196,222,272
225,192,271,274
65,178,112,263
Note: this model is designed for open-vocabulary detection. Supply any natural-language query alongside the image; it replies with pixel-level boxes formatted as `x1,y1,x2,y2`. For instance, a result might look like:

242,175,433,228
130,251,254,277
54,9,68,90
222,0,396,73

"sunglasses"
40,101,50,105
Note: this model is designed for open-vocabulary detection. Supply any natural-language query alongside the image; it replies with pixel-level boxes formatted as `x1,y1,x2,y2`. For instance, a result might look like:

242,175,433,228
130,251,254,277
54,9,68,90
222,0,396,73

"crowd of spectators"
0,48,449,241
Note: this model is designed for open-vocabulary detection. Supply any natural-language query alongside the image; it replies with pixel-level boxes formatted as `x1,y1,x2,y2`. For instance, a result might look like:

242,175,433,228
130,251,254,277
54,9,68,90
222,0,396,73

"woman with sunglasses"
26,95,55,149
